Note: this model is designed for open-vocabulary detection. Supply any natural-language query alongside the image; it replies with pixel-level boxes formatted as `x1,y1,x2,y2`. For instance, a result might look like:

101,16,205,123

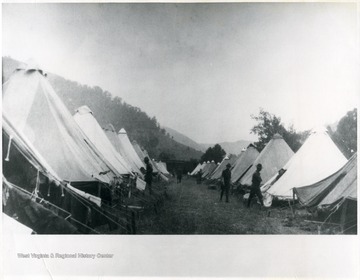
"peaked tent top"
2,67,114,183
75,105,93,115
115,127,145,172
119,128,127,134
103,124,117,133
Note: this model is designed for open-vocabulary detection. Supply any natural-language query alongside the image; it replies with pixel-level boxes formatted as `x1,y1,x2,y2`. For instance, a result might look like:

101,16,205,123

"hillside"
202,140,252,155
163,126,204,152
164,126,251,155
2,56,203,161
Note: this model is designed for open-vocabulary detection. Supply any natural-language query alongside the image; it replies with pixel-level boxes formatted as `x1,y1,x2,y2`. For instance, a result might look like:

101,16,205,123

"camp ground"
2,62,357,236
3,4,359,279
2,64,170,234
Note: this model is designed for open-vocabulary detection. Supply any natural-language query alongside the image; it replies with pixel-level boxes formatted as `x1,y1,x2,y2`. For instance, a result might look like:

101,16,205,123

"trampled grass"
137,178,319,234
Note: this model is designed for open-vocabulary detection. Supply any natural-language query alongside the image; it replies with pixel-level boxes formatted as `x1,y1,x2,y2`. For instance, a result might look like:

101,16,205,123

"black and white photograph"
2,1,359,279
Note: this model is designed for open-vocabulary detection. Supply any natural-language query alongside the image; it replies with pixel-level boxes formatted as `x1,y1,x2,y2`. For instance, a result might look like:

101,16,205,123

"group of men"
219,162,264,208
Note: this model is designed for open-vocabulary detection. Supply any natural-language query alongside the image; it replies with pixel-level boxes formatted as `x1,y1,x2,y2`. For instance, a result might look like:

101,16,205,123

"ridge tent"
263,127,347,200
2,65,114,184
210,154,238,180
240,133,294,186
231,144,260,183
73,106,134,176
294,153,357,209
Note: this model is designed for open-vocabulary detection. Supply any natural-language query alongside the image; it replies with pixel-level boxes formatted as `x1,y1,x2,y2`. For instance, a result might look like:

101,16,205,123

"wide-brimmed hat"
226,163,231,168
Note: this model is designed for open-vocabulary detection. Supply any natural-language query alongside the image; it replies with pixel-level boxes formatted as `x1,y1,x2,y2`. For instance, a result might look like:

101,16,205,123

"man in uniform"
197,169,203,184
144,157,153,195
247,163,264,208
220,163,232,203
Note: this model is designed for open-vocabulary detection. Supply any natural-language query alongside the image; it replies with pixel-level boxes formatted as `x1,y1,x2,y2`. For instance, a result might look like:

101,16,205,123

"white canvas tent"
294,153,357,209
132,141,147,162
202,161,217,178
190,162,205,176
104,125,144,175
132,141,162,174
73,106,134,176
231,145,260,183
263,127,347,200
3,117,104,208
117,128,146,172
210,154,238,180
154,161,170,175
2,65,114,183
240,134,294,186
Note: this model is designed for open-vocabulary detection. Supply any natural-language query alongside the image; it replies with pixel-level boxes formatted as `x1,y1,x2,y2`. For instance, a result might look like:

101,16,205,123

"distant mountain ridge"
164,126,251,155
3,56,203,161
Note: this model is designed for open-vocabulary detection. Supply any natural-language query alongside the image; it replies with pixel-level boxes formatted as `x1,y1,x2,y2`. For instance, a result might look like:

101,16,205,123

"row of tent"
191,130,357,230
2,62,170,234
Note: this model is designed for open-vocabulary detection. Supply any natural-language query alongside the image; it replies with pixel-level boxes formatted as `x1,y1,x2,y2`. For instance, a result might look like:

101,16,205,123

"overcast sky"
2,3,359,143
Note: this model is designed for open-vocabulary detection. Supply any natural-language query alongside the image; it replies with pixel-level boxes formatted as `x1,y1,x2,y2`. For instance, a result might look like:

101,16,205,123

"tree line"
199,108,357,163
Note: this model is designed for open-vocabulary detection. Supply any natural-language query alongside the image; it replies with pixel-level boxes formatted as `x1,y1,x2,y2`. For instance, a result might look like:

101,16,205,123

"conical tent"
190,163,201,175
117,128,146,172
154,161,170,175
294,153,357,209
3,110,118,231
264,128,347,199
104,125,144,175
73,106,133,176
210,154,238,180
132,141,161,174
2,66,114,183
231,145,260,183
202,162,217,178
103,124,123,155
240,134,294,186
132,141,147,162
198,162,209,177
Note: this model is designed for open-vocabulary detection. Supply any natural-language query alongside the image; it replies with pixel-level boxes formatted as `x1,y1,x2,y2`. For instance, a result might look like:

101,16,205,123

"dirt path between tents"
137,178,318,234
